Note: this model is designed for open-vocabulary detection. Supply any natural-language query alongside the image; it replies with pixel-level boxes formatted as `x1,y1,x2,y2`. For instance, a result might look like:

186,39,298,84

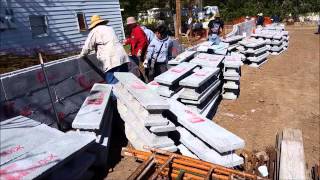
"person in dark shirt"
271,15,280,23
256,13,265,27
207,13,225,44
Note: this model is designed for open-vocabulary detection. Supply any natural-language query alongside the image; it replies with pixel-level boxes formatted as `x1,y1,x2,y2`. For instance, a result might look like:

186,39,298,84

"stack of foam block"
197,41,229,55
113,72,177,152
222,55,243,100
252,30,285,55
221,35,245,53
72,84,113,144
269,32,285,55
154,62,197,97
168,50,196,67
178,67,221,118
167,99,245,167
1,116,96,179
238,38,269,68
72,83,114,168
282,30,289,50
190,53,225,68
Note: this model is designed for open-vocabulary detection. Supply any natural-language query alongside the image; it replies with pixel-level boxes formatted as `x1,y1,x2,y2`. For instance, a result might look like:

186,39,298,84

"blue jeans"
105,63,128,84
208,34,221,45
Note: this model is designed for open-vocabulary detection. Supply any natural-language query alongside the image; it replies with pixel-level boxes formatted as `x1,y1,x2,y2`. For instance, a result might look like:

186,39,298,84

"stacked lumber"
222,55,243,100
124,147,258,180
178,67,221,118
154,62,197,97
0,116,96,179
238,38,270,68
113,72,177,152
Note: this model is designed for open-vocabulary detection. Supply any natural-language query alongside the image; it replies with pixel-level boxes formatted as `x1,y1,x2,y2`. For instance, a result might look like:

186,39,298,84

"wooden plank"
279,128,306,180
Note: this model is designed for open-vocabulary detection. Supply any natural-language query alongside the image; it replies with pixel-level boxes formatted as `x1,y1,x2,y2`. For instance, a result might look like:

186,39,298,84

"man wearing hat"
80,15,129,84
123,17,148,80
256,13,265,27
207,13,225,45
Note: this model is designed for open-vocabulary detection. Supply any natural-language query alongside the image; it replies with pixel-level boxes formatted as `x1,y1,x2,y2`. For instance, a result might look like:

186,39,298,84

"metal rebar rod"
38,52,62,130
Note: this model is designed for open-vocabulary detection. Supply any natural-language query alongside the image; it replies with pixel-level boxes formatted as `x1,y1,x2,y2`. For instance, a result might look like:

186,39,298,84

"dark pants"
129,55,148,82
154,62,168,78
105,63,128,84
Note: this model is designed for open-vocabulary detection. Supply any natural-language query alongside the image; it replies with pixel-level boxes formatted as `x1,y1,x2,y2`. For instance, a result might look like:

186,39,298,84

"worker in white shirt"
80,15,129,84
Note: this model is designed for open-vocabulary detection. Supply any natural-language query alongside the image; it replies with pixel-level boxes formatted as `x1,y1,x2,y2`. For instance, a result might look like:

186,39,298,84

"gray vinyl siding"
0,0,125,55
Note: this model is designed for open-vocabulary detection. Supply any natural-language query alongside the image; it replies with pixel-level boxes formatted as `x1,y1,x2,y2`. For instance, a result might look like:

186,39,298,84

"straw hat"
215,13,220,18
126,17,137,25
258,13,263,16
89,15,108,30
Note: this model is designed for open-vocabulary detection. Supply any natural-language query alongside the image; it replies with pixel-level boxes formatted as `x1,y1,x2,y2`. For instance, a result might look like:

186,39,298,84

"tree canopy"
120,0,320,22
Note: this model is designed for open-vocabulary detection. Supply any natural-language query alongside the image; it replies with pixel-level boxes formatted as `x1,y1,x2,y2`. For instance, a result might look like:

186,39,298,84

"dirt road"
215,25,320,171
106,25,319,179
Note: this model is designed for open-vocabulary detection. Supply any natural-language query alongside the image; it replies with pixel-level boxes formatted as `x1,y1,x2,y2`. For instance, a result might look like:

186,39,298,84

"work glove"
137,49,142,57
143,60,149,69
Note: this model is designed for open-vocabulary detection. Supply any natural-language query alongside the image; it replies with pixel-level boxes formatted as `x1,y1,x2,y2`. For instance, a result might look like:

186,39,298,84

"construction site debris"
123,147,263,180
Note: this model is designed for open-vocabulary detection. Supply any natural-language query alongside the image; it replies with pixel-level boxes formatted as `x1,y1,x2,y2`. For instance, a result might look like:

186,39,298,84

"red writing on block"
87,92,105,105
131,81,147,90
0,145,24,157
0,153,58,180
194,72,207,76
170,67,186,73
150,81,159,86
36,71,56,84
185,109,205,123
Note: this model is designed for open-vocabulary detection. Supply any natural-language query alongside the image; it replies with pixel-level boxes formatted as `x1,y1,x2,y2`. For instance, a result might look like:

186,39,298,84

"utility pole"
175,0,181,40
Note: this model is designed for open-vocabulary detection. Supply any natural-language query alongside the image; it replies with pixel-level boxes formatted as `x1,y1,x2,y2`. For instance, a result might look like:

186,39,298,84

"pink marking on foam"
36,71,56,84
131,81,147,90
0,145,24,157
194,71,207,76
86,92,105,105
184,109,205,123
0,153,58,180
150,81,160,86
170,67,186,73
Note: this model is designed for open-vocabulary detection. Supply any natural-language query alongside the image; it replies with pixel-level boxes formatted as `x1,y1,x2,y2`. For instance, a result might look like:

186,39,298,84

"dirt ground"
105,25,320,179
215,25,320,171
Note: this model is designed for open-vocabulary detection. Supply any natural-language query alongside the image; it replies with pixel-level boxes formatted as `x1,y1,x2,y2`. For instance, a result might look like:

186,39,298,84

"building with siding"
0,0,125,55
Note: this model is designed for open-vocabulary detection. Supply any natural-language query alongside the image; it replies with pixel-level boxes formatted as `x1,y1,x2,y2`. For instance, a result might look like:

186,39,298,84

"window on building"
76,12,87,32
29,15,48,38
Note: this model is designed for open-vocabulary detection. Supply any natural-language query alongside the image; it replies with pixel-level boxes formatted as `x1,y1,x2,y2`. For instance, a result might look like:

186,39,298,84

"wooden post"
175,0,181,40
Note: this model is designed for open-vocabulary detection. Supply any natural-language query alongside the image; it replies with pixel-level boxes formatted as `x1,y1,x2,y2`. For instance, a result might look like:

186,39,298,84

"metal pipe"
38,52,62,130
124,148,259,179
144,146,259,179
